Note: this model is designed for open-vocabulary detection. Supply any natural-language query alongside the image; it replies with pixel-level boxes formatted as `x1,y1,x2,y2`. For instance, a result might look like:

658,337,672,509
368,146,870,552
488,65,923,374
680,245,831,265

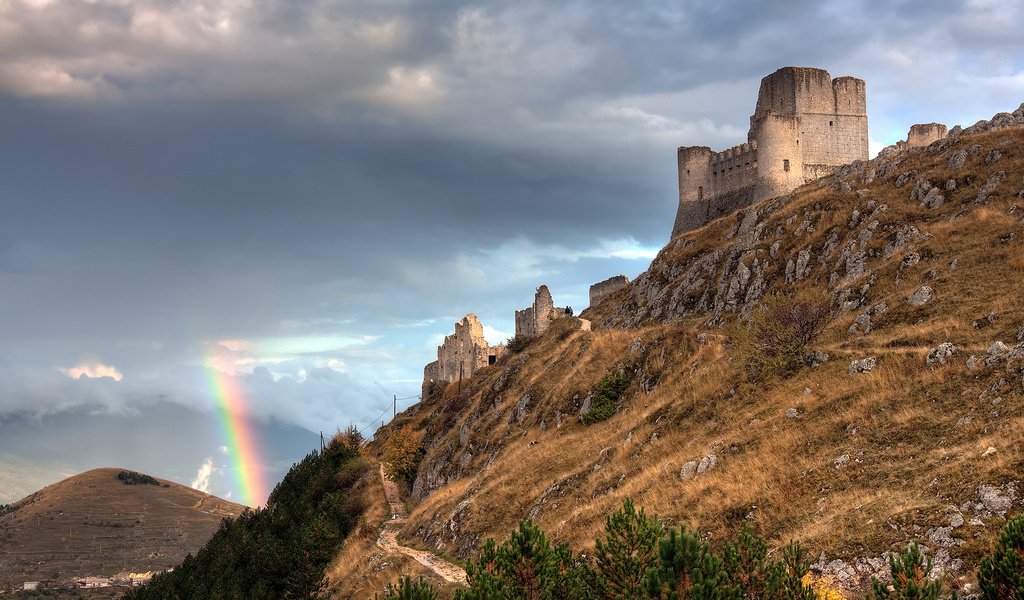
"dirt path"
377,464,467,585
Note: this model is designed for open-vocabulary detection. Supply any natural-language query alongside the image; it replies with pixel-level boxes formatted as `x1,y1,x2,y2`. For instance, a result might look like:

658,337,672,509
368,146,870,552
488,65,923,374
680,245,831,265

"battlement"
672,67,868,238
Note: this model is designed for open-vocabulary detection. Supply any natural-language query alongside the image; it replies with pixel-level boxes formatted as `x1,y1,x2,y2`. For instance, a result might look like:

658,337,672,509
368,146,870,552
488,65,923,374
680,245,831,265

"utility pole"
393,394,397,419
458,362,464,394
320,431,324,452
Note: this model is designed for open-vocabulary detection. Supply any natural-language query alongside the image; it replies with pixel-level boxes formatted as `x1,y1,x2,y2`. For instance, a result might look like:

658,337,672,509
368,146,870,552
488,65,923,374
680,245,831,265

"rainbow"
205,358,267,507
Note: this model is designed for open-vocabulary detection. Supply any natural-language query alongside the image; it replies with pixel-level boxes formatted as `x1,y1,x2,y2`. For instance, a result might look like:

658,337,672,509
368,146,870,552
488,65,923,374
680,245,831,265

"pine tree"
594,498,663,599
869,542,944,600
457,520,565,600
378,576,438,600
978,514,1024,600
643,525,735,600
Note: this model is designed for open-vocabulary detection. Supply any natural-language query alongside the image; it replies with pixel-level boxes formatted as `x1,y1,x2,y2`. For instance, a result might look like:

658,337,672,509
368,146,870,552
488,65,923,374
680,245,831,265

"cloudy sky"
1,0,1021,505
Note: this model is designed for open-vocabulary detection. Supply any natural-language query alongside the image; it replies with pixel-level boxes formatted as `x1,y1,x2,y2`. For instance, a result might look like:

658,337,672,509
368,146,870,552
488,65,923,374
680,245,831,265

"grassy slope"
0,468,245,586
360,125,1024,596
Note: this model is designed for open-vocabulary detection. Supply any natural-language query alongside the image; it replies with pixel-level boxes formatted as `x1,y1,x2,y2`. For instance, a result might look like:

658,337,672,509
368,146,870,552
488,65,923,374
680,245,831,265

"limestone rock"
895,172,915,188
908,286,933,306
849,313,872,336
696,454,717,475
808,351,830,368
785,407,800,419
926,342,958,366
679,461,698,481
948,150,968,170
921,187,945,209
849,357,877,375
976,171,1005,203
516,393,531,423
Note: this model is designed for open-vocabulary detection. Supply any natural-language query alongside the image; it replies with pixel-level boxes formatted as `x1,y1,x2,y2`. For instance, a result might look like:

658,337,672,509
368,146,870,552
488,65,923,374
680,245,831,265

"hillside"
339,108,1024,597
0,467,245,588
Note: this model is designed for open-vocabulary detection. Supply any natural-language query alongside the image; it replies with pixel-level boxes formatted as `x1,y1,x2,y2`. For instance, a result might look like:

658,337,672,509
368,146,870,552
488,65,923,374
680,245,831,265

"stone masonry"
515,285,571,338
589,275,630,307
907,123,948,148
672,67,868,238
423,313,506,388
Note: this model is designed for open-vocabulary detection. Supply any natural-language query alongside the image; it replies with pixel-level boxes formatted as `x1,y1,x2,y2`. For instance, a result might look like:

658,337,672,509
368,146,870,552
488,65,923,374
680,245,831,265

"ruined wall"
515,285,570,338
673,67,868,239
424,314,506,389
589,275,630,307
907,123,947,148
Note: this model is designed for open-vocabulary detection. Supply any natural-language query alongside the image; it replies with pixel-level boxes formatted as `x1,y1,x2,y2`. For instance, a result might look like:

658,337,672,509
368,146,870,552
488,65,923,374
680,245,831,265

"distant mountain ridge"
0,467,245,588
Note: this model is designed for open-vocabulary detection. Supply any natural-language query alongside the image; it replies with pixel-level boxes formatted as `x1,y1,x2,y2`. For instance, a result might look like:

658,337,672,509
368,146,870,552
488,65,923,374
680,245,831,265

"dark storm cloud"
1,0,1022,500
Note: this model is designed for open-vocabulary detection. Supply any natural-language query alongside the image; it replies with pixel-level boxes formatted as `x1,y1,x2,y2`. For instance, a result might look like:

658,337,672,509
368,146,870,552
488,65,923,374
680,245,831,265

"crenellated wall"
673,67,869,239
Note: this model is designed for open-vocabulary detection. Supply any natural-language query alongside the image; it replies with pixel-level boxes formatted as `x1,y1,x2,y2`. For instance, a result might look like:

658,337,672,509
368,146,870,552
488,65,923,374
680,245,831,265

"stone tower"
672,67,868,238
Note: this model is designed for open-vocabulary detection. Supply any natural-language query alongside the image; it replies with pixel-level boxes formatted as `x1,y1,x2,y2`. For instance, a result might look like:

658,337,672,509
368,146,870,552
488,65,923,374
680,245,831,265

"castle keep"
672,67,868,238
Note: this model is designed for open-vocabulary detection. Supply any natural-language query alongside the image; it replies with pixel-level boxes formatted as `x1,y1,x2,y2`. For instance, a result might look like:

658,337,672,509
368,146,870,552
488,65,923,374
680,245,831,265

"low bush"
581,371,631,425
742,292,832,380
117,471,161,486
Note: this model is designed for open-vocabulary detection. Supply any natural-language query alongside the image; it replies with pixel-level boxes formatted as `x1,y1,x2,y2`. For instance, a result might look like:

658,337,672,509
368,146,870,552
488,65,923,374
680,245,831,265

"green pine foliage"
581,371,631,425
643,525,734,599
595,499,663,599
408,500,824,600
869,542,944,600
378,575,439,600
124,440,368,599
506,335,531,354
978,513,1024,600
456,519,593,600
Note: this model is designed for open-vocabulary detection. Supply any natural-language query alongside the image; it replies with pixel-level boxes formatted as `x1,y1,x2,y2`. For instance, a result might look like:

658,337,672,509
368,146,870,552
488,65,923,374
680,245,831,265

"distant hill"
0,467,245,587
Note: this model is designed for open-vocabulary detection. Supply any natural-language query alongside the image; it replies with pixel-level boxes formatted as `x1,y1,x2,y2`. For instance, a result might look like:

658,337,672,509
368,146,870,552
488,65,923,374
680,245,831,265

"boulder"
849,357,877,375
908,286,934,306
926,342,958,366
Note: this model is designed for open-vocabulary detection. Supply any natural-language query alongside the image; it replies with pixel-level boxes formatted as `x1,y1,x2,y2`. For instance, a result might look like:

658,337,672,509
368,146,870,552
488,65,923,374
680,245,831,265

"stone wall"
907,123,948,148
672,66,868,239
423,313,506,389
515,285,571,338
589,275,630,307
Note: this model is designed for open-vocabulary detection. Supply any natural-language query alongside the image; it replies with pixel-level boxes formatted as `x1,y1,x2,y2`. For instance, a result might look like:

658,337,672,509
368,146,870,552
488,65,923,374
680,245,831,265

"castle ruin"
589,275,630,307
423,313,506,389
515,285,571,338
672,67,868,238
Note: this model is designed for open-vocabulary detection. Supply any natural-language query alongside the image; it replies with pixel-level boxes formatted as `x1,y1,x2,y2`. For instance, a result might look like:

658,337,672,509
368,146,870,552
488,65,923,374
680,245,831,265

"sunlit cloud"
190,457,214,493
60,361,124,382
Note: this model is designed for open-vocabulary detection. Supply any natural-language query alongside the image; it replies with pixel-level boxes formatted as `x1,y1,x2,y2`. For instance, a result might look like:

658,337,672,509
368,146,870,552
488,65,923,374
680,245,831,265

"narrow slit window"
698,186,704,200
783,159,790,172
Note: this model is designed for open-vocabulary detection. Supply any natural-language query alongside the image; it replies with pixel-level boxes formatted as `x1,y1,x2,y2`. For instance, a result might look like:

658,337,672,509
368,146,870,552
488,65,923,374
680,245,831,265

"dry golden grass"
358,126,1024,596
